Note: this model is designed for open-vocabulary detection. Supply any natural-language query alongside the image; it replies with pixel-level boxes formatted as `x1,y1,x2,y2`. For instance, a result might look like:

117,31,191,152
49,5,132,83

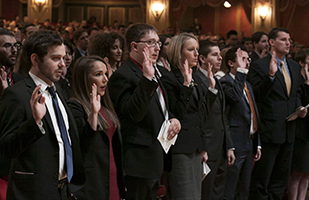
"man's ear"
199,54,206,64
253,41,257,47
30,53,40,67
299,61,305,68
227,60,234,68
269,39,274,47
131,41,138,53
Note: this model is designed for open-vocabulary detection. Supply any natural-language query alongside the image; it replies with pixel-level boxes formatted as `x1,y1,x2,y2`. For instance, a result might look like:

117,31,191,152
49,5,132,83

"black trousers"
249,141,294,200
124,175,160,200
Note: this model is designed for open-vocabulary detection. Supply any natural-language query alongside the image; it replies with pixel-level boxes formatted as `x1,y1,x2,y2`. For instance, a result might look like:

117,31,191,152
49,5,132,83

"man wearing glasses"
0,28,22,200
0,28,22,94
108,23,181,200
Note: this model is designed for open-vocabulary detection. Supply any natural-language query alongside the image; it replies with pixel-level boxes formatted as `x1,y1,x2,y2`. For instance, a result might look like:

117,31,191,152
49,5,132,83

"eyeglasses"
2,42,21,51
135,40,162,47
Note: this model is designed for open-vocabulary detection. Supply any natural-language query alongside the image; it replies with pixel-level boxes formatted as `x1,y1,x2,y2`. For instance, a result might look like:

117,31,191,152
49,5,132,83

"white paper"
202,162,211,181
157,120,178,154
286,104,309,121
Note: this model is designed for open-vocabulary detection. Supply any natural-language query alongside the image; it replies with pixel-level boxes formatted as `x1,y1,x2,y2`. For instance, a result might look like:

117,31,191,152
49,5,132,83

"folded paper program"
157,120,178,153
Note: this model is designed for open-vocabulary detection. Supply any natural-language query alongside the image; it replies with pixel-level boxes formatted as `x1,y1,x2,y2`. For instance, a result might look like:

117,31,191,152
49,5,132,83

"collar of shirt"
130,56,143,71
254,50,261,58
269,52,290,75
78,48,87,57
229,72,236,80
199,68,208,77
29,71,56,93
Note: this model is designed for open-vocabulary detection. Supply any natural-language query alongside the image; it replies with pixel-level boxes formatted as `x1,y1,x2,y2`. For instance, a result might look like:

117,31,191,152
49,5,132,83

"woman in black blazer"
161,33,208,200
287,50,309,200
68,56,125,200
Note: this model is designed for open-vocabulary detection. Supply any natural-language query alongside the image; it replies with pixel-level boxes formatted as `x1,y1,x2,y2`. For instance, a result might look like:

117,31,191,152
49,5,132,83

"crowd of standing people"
0,16,308,200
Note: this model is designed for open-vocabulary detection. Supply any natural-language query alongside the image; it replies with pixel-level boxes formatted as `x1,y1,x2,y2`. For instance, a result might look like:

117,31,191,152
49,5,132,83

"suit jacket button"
54,173,58,178
54,152,59,157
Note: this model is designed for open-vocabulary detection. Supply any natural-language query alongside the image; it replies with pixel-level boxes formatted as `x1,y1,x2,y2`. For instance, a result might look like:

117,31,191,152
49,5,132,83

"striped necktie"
244,83,258,131
281,61,291,96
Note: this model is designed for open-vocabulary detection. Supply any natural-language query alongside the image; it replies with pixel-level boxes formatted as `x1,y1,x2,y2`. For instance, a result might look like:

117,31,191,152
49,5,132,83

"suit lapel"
127,59,143,80
174,69,185,86
215,77,225,110
128,59,167,117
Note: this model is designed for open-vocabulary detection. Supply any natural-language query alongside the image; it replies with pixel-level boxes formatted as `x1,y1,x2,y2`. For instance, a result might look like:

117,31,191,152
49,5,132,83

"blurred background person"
89,32,125,73
241,37,253,55
250,31,269,63
156,34,172,71
57,39,73,100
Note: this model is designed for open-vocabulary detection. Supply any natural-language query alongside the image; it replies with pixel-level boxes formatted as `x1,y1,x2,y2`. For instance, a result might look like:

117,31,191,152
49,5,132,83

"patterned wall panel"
67,6,84,22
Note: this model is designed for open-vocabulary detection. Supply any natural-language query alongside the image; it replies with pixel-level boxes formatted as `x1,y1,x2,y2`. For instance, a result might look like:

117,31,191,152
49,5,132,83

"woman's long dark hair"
70,55,120,129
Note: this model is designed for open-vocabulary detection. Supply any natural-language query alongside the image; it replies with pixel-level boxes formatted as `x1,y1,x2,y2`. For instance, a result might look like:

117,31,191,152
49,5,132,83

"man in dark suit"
197,41,235,200
250,31,269,64
0,28,23,199
220,46,261,200
107,23,181,200
0,30,85,200
72,29,88,63
248,27,307,200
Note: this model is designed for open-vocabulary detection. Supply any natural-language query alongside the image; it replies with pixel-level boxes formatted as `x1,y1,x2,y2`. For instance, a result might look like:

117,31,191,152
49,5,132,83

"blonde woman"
161,33,212,199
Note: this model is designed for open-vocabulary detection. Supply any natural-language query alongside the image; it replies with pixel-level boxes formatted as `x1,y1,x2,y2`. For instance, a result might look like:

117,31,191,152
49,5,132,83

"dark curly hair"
88,32,125,61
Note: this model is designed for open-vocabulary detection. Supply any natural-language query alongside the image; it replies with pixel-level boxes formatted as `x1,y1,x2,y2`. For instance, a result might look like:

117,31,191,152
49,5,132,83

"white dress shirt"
29,72,71,180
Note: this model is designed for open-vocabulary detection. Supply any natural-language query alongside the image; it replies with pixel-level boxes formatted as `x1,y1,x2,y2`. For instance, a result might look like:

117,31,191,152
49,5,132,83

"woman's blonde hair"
167,33,197,69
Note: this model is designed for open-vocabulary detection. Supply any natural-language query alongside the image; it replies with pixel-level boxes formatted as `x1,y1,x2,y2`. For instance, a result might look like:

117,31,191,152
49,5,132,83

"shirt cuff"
258,146,262,149
37,121,45,134
228,148,235,151
208,87,218,94
237,67,249,74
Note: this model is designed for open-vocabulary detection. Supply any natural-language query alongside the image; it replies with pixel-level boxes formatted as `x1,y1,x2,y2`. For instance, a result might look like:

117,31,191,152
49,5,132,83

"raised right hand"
90,83,101,115
142,47,155,80
180,59,192,87
0,66,8,92
268,51,278,76
207,63,216,89
260,48,268,58
30,84,46,124
235,48,247,69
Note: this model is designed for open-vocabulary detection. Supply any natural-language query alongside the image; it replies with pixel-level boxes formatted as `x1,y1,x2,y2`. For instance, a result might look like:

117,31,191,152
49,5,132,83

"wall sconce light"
224,1,231,8
151,1,165,21
34,0,46,12
258,5,269,26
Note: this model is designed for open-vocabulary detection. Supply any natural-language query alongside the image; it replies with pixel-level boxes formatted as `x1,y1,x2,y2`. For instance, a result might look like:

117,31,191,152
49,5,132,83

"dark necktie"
47,86,73,182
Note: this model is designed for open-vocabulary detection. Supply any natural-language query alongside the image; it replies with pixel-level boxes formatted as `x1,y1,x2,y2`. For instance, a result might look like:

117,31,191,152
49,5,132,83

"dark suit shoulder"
250,51,260,64
11,71,23,83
